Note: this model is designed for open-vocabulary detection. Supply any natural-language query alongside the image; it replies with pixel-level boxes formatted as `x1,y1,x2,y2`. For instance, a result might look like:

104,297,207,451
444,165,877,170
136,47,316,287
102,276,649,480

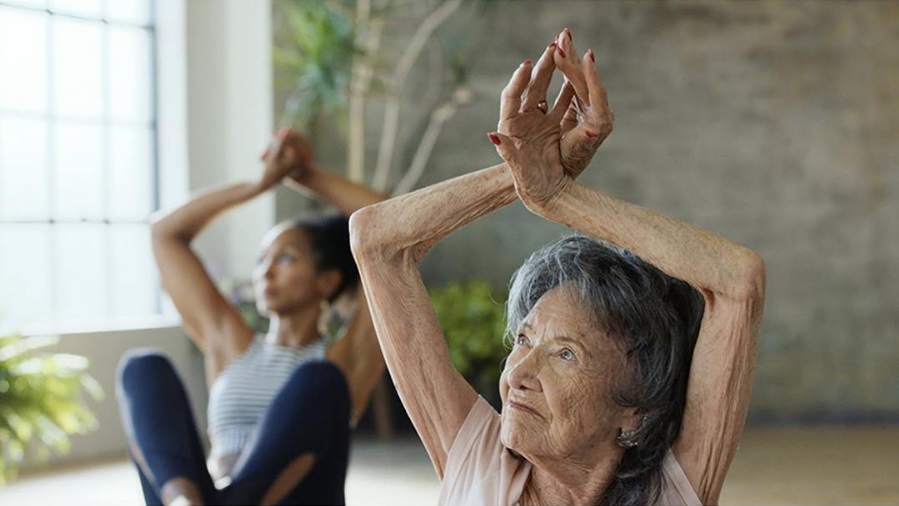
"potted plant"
431,279,509,408
0,334,103,483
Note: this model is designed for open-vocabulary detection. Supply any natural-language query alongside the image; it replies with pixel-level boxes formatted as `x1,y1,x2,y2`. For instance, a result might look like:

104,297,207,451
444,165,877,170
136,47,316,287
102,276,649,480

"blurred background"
0,0,897,504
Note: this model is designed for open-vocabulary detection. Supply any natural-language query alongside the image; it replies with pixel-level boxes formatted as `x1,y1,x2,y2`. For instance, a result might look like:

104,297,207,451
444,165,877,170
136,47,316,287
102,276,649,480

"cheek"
499,366,510,403
546,369,606,433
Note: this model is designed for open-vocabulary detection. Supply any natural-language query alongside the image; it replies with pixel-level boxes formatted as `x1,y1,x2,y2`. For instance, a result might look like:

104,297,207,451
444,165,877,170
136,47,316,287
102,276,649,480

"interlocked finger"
500,60,533,121
548,80,575,124
521,42,557,113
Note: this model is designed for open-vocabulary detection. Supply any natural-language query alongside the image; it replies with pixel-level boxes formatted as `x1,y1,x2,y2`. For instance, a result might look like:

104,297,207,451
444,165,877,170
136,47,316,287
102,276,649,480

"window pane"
110,224,156,318
54,122,104,220
56,223,107,322
0,7,48,113
108,26,152,122
53,18,104,119
109,126,153,221
0,117,50,220
2,0,48,8
0,224,53,327
106,0,152,25
50,0,102,18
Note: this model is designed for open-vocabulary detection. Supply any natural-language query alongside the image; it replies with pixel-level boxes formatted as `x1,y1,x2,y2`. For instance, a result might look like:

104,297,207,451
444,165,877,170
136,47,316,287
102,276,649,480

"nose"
254,257,276,283
505,347,542,393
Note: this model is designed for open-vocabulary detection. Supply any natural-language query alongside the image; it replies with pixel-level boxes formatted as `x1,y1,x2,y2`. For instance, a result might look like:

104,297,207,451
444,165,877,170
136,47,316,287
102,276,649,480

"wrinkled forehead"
522,285,625,353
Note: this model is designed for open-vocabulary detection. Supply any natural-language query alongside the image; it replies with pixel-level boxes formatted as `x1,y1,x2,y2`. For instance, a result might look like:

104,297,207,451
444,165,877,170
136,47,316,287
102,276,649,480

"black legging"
116,350,350,505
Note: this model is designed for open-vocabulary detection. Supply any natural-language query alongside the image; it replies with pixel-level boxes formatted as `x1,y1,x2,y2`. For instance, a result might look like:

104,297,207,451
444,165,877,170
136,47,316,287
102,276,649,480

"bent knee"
117,349,175,391
285,361,350,406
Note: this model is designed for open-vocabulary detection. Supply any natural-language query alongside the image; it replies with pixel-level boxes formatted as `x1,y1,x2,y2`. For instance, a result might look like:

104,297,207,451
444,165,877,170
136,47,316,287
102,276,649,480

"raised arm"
350,164,515,477
151,129,299,377
492,31,765,504
347,41,590,476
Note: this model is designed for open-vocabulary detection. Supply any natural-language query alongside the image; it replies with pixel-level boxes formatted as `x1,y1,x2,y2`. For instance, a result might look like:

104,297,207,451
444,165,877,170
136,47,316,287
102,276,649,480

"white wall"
25,0,274,469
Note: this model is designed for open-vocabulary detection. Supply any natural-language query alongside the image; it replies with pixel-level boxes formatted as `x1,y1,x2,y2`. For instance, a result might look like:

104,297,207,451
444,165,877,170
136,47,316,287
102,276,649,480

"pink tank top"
438,397,702,505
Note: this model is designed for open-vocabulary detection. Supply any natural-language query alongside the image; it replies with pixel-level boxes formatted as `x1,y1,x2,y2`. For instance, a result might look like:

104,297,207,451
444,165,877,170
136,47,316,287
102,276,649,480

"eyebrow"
520,322,595,359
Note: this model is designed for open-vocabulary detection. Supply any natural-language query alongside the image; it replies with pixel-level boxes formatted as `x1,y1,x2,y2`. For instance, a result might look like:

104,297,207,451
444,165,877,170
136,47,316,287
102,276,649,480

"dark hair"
289,213,358,302
506,235,705,506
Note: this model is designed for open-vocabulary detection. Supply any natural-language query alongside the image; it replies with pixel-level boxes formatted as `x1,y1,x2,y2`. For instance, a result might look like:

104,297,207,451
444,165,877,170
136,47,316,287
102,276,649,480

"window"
0,0,158,331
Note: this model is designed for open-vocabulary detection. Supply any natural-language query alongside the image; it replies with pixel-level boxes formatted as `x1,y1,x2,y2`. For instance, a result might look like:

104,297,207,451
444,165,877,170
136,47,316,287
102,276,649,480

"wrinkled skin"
499,286,639,464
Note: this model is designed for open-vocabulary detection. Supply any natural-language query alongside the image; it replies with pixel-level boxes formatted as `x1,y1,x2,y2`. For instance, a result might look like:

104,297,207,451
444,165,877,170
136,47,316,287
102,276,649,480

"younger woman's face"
252,226,326,316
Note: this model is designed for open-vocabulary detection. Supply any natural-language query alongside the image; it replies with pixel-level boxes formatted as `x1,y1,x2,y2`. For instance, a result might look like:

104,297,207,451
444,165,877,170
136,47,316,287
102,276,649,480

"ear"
315,269,343,301
619,406,642,433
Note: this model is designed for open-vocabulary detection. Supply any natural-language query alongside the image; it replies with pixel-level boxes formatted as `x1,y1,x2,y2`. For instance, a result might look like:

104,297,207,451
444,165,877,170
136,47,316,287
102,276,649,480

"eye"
560,348,575,362
515,334,530,347
277,253,296,264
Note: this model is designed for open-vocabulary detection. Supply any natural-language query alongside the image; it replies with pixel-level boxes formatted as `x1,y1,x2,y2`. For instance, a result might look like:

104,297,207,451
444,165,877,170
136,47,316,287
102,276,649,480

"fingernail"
588,49,595,62
521,59,532,67
549,41,556,49
558,47,567,58
488,132,502,146
585,130,599,139
564,27,572,40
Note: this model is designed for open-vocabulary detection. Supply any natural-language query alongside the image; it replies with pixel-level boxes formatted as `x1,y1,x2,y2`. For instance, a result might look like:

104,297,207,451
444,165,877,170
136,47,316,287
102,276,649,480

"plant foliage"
0,334,103,484
430,280,508,406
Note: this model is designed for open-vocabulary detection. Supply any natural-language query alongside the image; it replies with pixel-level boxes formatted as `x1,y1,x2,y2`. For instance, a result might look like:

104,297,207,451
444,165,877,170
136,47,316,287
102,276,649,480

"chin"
499,413,529,454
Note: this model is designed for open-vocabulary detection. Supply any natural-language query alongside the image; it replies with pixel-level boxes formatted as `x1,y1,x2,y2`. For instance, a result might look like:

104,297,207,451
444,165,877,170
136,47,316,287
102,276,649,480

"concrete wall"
282,1,899,423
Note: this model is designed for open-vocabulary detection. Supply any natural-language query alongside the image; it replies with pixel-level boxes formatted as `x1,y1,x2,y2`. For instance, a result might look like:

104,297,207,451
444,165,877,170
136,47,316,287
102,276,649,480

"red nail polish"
558,47,567,58
585,130,599,139
522,59,532,66
549,42,556,49
588,49,595,62
488,132,502,146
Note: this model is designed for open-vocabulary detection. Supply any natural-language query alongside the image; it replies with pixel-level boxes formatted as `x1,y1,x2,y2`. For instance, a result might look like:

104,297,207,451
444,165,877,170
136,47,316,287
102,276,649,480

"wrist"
522,176,573,217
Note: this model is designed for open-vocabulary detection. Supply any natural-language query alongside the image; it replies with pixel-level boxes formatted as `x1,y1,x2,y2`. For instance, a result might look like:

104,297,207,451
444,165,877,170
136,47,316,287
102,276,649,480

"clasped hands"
489,28,614,211
257,127,316,193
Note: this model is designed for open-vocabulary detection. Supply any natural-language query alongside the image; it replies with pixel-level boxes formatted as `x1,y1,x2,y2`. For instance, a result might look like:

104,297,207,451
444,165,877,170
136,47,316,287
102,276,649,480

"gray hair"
505,235,704,506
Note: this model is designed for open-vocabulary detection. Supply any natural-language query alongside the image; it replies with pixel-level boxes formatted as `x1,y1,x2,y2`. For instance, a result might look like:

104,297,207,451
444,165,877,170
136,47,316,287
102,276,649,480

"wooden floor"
2,425,898,505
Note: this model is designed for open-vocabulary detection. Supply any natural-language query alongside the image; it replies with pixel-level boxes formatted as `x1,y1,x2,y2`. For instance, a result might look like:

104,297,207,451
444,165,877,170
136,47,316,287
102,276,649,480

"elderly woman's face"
499,286,637,463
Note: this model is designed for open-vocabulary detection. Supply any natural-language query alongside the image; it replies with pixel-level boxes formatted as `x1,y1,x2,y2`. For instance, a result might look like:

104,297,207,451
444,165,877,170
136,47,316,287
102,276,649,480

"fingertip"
587,49,595,63
488,132,502,146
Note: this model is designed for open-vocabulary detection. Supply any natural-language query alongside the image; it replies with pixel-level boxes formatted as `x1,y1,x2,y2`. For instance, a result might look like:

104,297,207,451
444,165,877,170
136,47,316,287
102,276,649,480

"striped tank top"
207,335,327,459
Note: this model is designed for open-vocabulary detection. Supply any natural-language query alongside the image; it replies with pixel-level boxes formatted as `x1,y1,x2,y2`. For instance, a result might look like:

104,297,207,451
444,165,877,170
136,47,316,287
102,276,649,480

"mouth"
507,400,544,419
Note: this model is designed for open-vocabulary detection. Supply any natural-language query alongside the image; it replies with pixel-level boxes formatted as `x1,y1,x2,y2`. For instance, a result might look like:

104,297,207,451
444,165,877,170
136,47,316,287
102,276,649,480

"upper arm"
325,285,386,424
672,251,766,503
349,210,478,478
151,227,252,362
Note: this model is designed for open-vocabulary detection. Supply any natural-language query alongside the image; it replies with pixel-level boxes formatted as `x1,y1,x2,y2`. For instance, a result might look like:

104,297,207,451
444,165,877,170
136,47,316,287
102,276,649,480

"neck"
266,302,322,347
522,444,624,506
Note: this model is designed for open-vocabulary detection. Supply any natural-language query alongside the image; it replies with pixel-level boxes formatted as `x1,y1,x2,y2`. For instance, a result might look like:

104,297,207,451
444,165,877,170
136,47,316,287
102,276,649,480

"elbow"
149,211,187,245
734,248,766,309
349,205,387,264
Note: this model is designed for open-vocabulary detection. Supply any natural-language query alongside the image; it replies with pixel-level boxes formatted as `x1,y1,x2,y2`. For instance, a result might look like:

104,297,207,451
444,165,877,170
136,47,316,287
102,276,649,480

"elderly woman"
350,29,765,505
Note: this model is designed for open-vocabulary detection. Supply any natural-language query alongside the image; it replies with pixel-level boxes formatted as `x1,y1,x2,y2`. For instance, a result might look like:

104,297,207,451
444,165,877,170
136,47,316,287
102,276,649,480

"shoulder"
439,398,531,505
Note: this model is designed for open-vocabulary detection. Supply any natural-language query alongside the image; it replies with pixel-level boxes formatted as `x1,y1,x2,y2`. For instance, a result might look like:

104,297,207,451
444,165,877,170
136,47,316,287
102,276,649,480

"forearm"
284,164,386,215
540,182,764,303
151,182,262,243
350,163,516,263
